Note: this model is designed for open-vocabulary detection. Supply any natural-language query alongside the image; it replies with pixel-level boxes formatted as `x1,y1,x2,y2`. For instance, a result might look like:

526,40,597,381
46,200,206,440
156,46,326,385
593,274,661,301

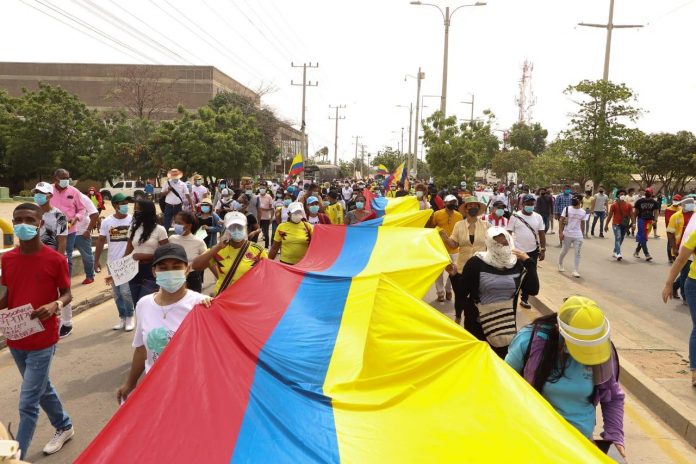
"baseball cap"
32,182,53,195
288,202,304,214
645,187,654,194
224,211,247,228
673,194,682,202
200,199,213,206
111,193,133,203
152,243,188,267
306,196,319,204
444,194,458,203
522,194,536,202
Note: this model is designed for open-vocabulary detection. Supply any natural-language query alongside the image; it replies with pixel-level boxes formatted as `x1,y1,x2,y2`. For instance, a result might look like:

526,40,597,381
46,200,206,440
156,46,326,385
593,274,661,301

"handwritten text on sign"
0,304,45,340
108,254,138,287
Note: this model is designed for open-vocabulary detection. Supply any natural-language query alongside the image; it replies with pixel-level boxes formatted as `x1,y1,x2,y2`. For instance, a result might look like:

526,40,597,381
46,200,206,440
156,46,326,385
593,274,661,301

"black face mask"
571,199,580,206
446,203,457,210
599,191,604,194
539,192,546,196
467,207,479,217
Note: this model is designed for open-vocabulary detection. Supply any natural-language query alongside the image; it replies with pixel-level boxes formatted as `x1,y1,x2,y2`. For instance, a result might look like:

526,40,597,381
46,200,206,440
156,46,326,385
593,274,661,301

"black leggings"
260,219,272,249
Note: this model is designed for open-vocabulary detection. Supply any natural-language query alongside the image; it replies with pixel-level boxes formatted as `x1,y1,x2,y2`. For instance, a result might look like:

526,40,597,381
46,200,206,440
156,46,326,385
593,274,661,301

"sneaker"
558,264,565,273
445,291,453,301
646,255,653,262
633,251,640,259
612,252,617,259
82,278,94,285
124,317,135,331
43,426,74,455
520,300,532,309
112,318,125,330
572,271,581,278
599,233,605,238
59,325,72,338
616,253,622,261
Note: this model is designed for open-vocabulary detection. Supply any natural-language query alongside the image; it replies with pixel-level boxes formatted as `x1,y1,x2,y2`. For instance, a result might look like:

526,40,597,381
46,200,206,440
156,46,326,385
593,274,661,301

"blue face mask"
323,201,331,207
355,201,365,210
14,224,39,241
230,230,246,242
564,189,571,195
201,206,211,213
173,224,185,235
34,193,48,206
523,205,534,214
495,208,505,217
155,270,187,293
309,205,320,214
58,179,70,189
283,199,291,207
118,204,129,215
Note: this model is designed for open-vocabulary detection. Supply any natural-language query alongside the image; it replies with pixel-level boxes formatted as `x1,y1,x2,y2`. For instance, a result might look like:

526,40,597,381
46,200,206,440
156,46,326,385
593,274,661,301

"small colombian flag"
288,154,304,176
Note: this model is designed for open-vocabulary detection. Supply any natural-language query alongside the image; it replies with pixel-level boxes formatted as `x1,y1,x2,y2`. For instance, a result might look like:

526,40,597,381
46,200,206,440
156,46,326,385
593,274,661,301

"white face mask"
290,212,303,223
684,203,695,213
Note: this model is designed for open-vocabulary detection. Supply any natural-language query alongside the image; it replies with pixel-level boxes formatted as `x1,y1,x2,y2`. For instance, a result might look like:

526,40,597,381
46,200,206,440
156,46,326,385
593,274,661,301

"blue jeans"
74,234,95,280
683,278,696,370
113,281,134,318
10,345,71,458
65,232,76,276
592,211,606,235
612,224,628,255
163,203,182,232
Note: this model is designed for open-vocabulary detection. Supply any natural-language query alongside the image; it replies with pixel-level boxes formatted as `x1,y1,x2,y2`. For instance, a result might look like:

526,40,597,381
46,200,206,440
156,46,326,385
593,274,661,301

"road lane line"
625,400,692,464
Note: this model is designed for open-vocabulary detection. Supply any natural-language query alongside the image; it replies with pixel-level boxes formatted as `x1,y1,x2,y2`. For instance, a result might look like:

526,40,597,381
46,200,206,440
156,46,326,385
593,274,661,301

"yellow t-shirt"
274,221,313,265
326,203,345,225
666,209,690,244
211,241,267,295
682,229,696,279
431,209,463,254
582,196,593,211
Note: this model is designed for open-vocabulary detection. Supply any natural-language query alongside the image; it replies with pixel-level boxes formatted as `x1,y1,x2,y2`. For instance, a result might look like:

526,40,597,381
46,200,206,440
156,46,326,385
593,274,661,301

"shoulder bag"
217,240,250,294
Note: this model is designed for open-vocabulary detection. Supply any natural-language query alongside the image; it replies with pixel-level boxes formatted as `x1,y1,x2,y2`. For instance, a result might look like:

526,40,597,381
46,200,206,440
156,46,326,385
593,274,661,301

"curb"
530,294,696,449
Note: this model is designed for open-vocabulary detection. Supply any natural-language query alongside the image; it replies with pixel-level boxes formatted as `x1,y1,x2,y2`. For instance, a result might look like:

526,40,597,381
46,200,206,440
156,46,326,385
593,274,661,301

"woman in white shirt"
124,200,169,304
169,211,207,293
559,194,586,278
117,243,212,403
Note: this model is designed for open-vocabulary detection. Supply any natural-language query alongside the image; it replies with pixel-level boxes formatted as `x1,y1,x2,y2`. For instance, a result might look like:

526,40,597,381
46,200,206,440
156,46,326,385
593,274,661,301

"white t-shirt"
342,187,353,201
561,206,586,239
132,290,207,373
168,234,207,264
625,194,639,207
507,212,544,252
190,185,209,205
99,214,133,262
131,224,168,255
40,207,68,250
163,180,189,205
593,193,608,212
75,193,99,235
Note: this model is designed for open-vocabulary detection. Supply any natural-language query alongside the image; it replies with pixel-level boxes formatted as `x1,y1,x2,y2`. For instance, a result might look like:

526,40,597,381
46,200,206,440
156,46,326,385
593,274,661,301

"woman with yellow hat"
506,296,626,458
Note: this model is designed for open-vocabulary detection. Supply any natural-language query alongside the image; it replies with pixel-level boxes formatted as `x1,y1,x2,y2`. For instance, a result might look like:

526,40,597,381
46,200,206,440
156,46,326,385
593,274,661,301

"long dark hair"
176,211,199,233
528,314,570,393
130,200,158,244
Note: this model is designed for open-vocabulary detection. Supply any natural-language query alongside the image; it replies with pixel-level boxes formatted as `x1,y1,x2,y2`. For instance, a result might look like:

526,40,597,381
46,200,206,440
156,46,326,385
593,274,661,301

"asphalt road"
0,279,693,463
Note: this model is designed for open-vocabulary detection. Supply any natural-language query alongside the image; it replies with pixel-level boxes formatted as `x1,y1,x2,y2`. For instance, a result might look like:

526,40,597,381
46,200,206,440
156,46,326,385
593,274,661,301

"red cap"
645,187,654,194
673,194,682,201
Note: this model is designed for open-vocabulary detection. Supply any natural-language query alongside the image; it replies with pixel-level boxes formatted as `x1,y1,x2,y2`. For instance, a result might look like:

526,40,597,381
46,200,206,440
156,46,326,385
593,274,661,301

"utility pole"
353,135,362,179
396,103,414,163
328,104,346,165
461,94,475,123
578,0,643,81
360,144,366,178
291,62,319,171
412,67,424,178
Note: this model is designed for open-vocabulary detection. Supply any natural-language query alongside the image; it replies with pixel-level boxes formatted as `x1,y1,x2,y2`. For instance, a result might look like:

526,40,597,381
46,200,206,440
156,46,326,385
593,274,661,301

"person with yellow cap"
506,296,626,459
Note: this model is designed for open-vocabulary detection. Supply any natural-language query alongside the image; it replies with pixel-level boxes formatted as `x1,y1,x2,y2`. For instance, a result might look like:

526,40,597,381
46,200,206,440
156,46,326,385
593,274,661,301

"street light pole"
412,67,424,178
397,103,414,160
410,1,486,117
461,93,475,123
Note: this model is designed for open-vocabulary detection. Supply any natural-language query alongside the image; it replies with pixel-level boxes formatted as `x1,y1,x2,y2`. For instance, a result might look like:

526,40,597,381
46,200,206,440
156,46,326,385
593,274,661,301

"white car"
100,180,158,201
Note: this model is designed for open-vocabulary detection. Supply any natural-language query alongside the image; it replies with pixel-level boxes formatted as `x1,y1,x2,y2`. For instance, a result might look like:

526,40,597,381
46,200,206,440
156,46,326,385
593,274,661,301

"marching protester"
169,211,207,293
415,183,430,210
192,212,267,295
535,187,553,233
124,200,169,304
305,196,331,225
633,187,660,261
215,188,236,217
581,190,593,238
345,194,377,225
86,186,105,217
234,193,262,242
72,191,99,286
591,187,609,238
94,193,135,331
665,195,683,264
605,190,633,261
325,191,345,225
666,196,695,303
197,199,223,248
506,296,625,457
439,196,490,324
553,185,574,246
485,200,509,227
33,182,67,254
450,227,539,358
50,168,85,283
256,182,274,249
269,202,313,265
189,173,209,212
117,243,213,403
160,168,193,232
506,194,545,309
429,194,463,303
1,203,74,459
625,188,639,236
558,194,586,278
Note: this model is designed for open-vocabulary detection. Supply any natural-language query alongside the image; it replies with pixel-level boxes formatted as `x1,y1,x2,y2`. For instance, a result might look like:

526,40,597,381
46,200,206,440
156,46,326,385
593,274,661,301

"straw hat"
167,168,183,180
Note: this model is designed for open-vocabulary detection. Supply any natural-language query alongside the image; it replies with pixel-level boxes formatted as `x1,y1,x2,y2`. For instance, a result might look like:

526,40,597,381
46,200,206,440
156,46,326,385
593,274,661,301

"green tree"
371,146,405,172
562,80,641,190
507,122,548,155
629,131,696,194
491,149,534,180
422,111,499,186
521,139,588,188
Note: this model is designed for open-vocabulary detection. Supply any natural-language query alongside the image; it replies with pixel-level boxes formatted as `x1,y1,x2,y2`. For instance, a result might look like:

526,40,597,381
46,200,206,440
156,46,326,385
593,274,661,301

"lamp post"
405,69,425,177
396,104,413,159
410,1,486,117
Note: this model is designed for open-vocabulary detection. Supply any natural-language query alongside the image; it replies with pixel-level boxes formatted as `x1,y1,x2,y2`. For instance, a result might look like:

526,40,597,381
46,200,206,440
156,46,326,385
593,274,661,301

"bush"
18,190,32,197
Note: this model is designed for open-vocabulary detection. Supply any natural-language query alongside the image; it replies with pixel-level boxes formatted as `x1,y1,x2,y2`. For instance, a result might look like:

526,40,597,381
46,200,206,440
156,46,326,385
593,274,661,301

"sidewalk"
530,263,696,448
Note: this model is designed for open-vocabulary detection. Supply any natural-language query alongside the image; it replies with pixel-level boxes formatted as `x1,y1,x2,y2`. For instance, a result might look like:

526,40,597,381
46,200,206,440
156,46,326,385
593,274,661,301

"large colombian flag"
76,225,612,463
288,153,304,176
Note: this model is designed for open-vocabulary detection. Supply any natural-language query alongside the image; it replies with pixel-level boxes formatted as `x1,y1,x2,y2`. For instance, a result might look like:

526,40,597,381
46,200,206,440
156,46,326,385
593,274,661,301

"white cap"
221,188,230,196
444,194,457,203
33,182,54,194
224,211,247,228
288,202,304,214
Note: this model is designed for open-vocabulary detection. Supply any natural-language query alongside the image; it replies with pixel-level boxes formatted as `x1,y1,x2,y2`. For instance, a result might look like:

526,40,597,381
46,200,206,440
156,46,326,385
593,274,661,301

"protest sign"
108,254,138,287
194,228,208,240
0,304,44,340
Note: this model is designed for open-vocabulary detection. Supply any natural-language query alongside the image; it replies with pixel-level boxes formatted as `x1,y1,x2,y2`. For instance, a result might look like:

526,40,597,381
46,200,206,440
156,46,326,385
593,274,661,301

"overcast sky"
2,0,695,162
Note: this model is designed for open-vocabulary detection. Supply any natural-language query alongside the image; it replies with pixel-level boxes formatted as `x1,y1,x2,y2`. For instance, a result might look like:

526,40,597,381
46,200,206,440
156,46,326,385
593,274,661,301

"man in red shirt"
0,203,74,458
605,189,634,261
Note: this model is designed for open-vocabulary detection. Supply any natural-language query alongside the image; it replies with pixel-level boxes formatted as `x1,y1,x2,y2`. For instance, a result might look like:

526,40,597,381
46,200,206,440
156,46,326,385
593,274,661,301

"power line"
34,0,158,63
329,104,346,165
264,1,311,54
18,0,145,63
73,0,193,65
238,0,297,61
